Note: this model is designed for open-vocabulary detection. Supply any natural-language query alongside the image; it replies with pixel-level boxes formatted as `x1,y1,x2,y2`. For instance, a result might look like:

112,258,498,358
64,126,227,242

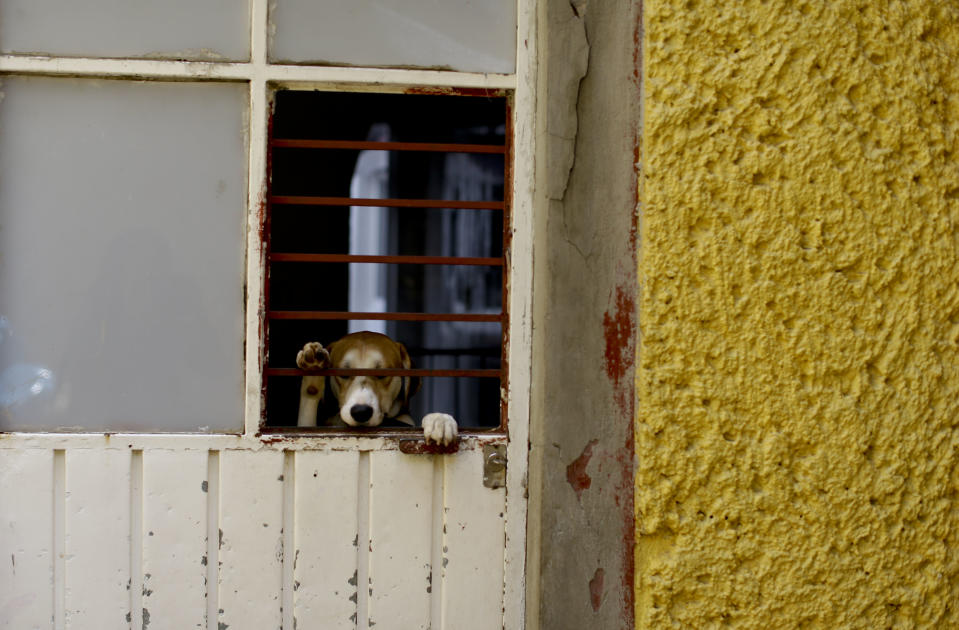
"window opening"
263,90,509,431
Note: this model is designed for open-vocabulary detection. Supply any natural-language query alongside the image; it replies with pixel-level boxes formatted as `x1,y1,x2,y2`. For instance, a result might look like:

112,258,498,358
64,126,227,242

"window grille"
262,89,510,432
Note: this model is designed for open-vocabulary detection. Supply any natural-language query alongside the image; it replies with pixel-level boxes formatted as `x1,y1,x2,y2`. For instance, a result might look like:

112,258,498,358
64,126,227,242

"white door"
0,1,537,628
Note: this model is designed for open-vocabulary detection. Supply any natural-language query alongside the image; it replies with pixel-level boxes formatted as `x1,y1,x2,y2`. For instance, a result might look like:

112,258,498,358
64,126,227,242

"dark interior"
265,90,508,429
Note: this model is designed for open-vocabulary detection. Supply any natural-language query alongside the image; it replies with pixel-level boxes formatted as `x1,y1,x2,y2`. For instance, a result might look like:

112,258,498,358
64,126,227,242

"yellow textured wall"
637,1,959,627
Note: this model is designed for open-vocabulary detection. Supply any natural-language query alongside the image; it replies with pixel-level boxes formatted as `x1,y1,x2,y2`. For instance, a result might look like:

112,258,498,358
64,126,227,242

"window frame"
0,1,537,446
260,86,512,436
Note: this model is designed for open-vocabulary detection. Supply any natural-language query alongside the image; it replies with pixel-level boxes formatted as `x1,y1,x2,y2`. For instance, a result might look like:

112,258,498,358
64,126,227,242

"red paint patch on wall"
589,567,606,612
567,439,599,499
603,284,636,414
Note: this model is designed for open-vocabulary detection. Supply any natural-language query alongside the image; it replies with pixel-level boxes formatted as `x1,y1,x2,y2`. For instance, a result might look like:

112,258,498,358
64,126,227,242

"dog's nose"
350,404,374,424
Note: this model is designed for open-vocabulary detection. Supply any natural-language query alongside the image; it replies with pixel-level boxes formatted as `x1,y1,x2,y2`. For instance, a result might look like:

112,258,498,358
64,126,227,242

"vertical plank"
505,2,537,627
129,453,143,630
205,451,220,630
292,451,360,630
367,451,433,630
141,450,209,630
0,449,54,629
218,450,284,630
64,449,131,630
440,449,506,629
281,453,295,630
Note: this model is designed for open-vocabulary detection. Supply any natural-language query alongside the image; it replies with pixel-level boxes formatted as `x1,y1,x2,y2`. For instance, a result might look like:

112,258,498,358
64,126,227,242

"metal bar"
266,368,501,378
269,311,503,323
271,139,506,154
405,347,503,357
399,439,459,455
270,196,504,210
253,429,506,448
269,253,504,266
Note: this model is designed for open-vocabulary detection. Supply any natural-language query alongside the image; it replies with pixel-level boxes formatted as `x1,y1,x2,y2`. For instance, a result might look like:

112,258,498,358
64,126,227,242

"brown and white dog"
296,331,458,445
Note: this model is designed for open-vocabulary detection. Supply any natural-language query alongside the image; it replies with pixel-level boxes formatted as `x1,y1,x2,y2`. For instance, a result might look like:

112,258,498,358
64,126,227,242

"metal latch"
483,444,507,488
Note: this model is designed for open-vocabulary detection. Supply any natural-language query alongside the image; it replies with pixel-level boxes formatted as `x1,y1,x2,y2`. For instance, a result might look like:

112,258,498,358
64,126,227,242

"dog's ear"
396,342,421,407
324,339,340,398
325,338,339,359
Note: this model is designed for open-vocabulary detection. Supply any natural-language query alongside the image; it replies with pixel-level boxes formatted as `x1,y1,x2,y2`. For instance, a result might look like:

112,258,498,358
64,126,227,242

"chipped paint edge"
0,55,516,90
0,433,505,452
503,0,538,627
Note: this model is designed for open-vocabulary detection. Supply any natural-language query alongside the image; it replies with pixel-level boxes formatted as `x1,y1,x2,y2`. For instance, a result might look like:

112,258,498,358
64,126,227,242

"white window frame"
0,1,537,626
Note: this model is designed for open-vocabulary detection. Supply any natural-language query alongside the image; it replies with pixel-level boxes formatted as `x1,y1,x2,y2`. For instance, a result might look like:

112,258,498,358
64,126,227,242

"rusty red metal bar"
266,367,501,378
271,139,506,154
270,196,504,210
269,311,503,323
403,86,508,99
269,253,504,266
398,438,460,455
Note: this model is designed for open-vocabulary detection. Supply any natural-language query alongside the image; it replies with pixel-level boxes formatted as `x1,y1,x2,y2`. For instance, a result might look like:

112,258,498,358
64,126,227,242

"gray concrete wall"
528,1,641,628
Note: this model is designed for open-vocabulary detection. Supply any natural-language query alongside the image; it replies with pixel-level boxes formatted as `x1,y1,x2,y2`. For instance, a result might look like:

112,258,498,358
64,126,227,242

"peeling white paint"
528,1,641,628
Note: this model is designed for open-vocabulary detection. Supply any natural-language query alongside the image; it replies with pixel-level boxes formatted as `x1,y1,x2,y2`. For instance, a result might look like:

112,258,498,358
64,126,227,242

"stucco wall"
637,1,959,627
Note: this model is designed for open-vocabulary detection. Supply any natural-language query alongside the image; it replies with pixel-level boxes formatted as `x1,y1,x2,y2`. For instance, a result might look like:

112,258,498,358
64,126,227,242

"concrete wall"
638,0,959,627
527,1,640,628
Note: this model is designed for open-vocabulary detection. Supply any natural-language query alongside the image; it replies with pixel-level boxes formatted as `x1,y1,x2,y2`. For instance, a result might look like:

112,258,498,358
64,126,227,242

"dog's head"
326,331,420,427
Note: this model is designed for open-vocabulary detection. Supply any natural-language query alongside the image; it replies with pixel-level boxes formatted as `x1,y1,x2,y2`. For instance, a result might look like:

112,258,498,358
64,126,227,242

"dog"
295,331,458,445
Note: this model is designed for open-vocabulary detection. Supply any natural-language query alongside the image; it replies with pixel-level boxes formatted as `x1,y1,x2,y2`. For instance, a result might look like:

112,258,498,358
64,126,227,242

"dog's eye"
376,374,389,381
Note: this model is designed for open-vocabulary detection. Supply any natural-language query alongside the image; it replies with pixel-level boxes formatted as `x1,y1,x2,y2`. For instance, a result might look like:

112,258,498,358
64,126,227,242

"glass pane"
0,77,248,432
269,0,515,74
0,0,249,61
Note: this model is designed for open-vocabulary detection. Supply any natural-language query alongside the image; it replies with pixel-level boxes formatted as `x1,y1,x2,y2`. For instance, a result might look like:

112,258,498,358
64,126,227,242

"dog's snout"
350,404,374,424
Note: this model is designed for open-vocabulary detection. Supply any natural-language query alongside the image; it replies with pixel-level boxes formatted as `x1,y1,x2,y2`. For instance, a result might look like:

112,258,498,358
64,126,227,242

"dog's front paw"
296,342,330,370
422,413,458,446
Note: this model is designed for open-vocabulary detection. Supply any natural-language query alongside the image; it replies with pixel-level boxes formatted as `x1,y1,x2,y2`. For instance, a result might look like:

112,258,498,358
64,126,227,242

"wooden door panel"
293,449,360,629
218,450,285,630
0,442,512,630
367,451,434,630
0,449,54,630
65,449,131,630
141,449,210,630
441,449,507,629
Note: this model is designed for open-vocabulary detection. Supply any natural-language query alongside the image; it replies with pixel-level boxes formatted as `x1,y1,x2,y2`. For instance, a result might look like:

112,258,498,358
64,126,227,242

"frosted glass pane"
270,0,516,74
0,0,249,61
0,77,247,432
